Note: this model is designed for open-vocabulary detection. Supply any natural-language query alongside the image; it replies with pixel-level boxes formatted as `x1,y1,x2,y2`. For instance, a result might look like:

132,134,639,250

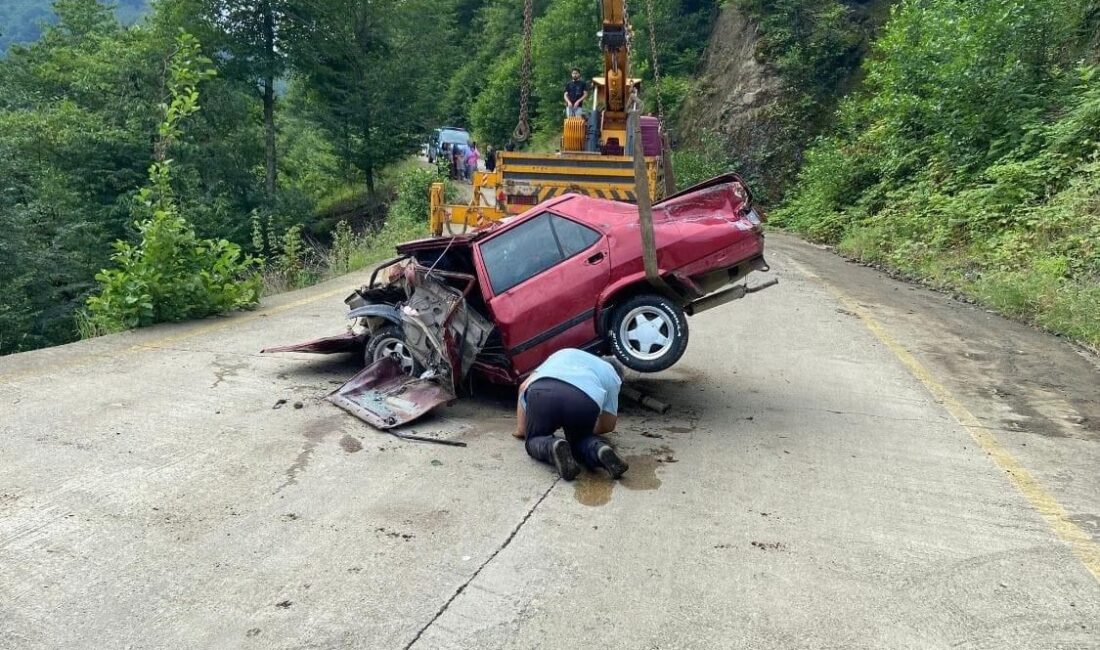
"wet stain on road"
211,357,249,388
573,474,613,507
339,434,362,453
278,415,344,491
573,450,664,506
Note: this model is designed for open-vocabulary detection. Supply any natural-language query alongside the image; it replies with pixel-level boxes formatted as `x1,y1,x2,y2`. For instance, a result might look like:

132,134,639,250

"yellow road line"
0,286,350,385
789,259,1100,583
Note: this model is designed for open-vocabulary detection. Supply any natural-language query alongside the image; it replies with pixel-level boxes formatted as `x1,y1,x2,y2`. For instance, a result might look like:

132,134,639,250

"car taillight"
508,194,538,206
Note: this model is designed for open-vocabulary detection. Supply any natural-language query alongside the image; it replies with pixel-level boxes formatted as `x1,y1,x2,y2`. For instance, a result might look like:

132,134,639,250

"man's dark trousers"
524,378,605,468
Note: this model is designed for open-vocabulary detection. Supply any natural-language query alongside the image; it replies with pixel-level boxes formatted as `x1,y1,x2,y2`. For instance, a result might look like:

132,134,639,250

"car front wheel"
606,294,689,373
365,325,420,375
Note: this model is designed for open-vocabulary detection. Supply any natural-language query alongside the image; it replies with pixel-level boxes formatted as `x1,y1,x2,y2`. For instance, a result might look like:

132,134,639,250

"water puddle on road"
573,452,665,507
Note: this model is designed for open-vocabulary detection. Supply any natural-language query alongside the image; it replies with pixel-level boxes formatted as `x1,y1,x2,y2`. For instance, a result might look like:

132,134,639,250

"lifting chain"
643,0,666,128
513,0,534,143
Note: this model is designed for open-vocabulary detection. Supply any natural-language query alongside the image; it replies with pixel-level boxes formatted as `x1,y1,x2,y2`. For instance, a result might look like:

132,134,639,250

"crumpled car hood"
265,264,494,430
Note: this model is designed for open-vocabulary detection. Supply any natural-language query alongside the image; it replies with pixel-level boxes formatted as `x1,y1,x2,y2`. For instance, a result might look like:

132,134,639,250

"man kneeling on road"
513,348,629,481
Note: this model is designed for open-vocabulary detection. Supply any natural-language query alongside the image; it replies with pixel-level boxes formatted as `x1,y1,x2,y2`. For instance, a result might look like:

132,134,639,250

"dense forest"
0,0,713,354
763,0,1100,345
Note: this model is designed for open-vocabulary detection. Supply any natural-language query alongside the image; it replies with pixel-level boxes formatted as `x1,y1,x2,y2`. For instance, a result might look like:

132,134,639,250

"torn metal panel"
326,357,455,429
261,331,363,355
399,268,494,393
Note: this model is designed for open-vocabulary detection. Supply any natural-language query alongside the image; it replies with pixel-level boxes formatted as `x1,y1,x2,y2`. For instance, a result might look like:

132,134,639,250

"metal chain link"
622,0,633,66
513,0,534,143
643,0,666,127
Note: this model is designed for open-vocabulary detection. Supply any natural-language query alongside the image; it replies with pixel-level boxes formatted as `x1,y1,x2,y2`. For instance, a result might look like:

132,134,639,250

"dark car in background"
427,127,471,163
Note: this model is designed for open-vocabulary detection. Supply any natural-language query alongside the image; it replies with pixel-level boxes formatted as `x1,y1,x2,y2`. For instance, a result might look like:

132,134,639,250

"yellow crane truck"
429,0,673,236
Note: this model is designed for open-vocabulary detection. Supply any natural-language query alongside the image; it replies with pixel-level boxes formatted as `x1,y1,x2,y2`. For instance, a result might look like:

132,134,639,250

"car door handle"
586,252,605,264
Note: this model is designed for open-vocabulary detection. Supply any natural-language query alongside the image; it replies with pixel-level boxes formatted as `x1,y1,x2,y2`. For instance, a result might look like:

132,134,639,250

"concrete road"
1,233,1097,649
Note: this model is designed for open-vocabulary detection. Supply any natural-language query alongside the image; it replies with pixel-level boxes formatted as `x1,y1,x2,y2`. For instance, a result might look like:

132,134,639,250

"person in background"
450,141,465,180
465,142,480,181
485,145,497,172
441,143,453,177
564,67,588,117
514,348,629,481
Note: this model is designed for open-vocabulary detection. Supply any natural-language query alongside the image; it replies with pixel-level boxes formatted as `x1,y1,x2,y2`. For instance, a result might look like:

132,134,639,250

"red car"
264,173,775,428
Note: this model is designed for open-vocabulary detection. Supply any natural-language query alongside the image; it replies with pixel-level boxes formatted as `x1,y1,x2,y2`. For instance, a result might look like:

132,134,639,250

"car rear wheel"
365,325,420,375
607,294,689,373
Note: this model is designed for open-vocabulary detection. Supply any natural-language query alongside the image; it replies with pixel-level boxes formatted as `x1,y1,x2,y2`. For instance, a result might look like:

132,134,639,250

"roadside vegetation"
672,0,1099,348
0,0,713,356
772,0,1100,347
253,164,450,295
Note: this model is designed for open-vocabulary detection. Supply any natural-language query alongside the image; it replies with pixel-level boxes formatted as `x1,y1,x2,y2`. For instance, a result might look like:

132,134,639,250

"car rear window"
480,213,601,295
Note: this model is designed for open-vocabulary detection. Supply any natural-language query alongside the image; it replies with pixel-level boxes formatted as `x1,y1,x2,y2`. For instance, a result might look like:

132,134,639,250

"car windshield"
441,130,469,144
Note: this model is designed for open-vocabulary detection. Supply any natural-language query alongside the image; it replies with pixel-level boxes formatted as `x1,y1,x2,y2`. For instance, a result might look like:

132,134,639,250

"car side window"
550,215,600,257
480,213,564,295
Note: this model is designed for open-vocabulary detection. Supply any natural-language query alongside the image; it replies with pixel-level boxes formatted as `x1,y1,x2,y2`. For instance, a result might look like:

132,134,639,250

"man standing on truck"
564,67,588,117
514,348,629,481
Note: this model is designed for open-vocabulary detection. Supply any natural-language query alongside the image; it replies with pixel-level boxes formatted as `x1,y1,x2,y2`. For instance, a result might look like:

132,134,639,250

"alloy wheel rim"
619,306,674,361
375,338,415,374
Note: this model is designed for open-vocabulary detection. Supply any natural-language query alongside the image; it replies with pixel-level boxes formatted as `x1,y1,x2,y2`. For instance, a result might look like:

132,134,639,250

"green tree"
0,0,160,352
85,32,260,333
186,0,303,199
293,0,456,195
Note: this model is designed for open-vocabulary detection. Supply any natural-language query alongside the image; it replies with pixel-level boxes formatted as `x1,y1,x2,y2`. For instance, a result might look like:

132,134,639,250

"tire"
365,325,420,375
606,293,689,373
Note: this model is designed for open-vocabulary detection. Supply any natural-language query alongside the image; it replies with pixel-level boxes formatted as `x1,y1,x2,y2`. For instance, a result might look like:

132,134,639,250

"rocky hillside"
675,8,780,191
676,1,890,201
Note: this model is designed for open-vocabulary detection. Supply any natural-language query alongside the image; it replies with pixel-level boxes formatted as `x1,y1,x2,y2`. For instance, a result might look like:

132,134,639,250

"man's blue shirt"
522,349,621,415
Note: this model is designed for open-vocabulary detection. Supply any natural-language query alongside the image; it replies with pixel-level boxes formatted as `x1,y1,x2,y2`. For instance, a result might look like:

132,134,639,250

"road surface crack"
403,477,559,649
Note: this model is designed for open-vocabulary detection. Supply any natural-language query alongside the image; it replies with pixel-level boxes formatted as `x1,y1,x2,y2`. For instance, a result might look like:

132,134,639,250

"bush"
672,134,736,190
774,0,1100,345
84,210,261,333
352,165,444,266
83,33,261,335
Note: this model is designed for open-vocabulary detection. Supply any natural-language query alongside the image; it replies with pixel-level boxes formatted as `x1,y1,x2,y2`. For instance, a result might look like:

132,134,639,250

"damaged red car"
264,173,776,428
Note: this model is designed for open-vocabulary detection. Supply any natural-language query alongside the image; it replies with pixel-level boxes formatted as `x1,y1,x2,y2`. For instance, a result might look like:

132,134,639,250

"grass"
828,225,1100,351
259,158,444,294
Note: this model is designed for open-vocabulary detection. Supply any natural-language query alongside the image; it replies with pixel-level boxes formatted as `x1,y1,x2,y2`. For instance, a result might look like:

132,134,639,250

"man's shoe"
551,439,581,481
597,445,629,480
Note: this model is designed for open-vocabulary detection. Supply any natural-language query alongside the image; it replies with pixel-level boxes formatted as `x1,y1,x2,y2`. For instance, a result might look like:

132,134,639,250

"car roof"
537,194,638,224
395,174,748,255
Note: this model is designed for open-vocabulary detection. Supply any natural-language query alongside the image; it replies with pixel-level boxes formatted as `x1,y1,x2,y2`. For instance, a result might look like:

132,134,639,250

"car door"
476,211,610,375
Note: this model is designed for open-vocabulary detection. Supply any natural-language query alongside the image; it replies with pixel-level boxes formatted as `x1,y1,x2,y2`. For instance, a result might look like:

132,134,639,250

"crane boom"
427,0,667,236
597,0,632,149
